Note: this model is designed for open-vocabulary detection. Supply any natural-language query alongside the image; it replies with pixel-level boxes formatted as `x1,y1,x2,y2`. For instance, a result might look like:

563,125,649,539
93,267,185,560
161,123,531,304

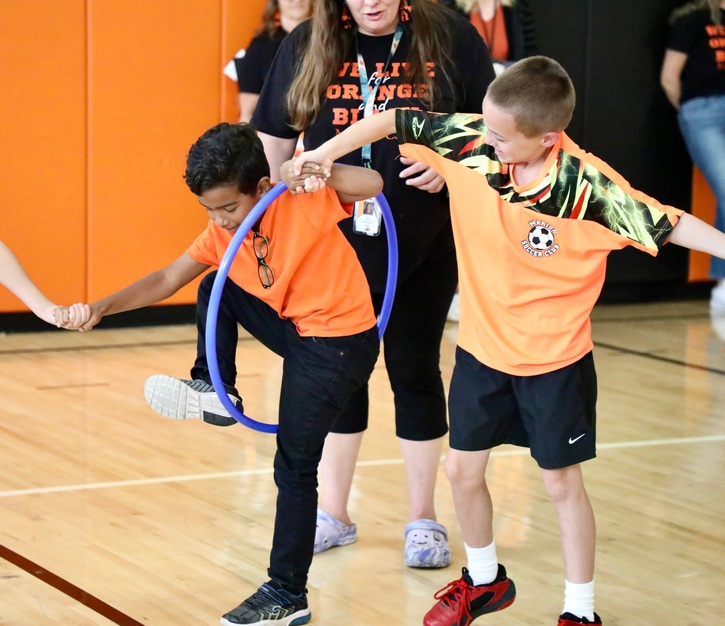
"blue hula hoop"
205,182,398,433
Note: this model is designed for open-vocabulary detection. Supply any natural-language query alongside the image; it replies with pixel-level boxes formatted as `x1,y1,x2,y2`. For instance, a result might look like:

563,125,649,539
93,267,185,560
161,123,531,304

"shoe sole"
144,375,237,426
406,552,451,568
219,607,311,626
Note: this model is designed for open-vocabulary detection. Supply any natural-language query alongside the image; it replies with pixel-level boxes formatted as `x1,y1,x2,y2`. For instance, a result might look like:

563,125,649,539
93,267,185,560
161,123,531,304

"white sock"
464,540,498,585
563,580,595,621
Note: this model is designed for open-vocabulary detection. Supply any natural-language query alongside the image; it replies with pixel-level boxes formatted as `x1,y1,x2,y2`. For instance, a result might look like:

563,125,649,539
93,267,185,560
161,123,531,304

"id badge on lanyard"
352,24,403,237
353,197,382,236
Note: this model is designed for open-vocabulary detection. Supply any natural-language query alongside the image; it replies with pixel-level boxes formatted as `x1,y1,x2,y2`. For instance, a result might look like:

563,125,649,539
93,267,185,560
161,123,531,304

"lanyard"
480,1,500,54
356,23,404,167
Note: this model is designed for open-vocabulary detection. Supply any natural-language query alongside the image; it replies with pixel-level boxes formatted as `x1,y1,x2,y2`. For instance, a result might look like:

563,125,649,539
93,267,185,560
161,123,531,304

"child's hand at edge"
302,174,327,193
35,302,62,327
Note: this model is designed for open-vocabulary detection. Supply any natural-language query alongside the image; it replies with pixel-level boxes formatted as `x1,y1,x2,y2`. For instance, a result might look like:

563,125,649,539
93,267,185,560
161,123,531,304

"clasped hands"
53,302,93,331
282,154,445,195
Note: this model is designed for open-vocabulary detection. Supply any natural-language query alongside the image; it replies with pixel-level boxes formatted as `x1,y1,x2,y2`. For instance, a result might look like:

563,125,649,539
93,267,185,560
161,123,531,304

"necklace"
479,0,500,52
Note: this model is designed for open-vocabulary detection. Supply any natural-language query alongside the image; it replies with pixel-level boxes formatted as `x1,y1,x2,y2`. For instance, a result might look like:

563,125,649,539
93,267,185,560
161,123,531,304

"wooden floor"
1,300,724,625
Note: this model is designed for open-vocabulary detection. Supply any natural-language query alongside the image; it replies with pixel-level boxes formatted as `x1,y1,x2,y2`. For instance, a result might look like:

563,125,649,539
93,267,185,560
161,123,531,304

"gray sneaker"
144,375,240,427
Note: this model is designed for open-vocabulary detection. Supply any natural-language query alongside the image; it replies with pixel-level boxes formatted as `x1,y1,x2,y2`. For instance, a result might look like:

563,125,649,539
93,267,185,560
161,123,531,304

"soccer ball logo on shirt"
522,220,560,257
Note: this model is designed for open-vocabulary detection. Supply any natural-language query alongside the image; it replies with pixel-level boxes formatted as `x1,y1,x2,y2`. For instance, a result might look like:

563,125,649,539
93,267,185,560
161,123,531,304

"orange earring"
341,2,353,30
274,10,281,28
399,0,412,22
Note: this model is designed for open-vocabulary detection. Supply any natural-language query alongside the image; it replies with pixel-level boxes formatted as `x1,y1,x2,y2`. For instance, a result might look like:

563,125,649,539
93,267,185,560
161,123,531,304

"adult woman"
456,0,536,73
661,0,725,310
234,0,313,123
251,0,495,568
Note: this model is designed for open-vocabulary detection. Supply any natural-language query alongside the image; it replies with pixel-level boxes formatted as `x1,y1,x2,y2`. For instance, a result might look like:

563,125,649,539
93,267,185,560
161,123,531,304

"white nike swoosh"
568,434,586,444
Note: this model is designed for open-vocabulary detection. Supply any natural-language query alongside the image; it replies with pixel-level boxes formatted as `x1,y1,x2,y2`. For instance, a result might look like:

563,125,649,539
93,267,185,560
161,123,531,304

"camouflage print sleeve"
396,110,680,250
396,111,499,167
485,148,680,251
555,153,680,250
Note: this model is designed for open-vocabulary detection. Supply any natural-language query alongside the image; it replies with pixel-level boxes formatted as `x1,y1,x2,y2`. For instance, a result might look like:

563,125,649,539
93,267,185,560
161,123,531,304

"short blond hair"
486,55,575,137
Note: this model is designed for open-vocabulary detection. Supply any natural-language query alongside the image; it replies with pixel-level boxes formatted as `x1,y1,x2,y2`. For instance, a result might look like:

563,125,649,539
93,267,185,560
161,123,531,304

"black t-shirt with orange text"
252,13,495,290
667,8,725,103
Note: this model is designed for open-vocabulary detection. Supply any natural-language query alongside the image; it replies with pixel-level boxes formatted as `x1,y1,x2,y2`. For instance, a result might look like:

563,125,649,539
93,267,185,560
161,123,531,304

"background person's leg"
678,97,725,307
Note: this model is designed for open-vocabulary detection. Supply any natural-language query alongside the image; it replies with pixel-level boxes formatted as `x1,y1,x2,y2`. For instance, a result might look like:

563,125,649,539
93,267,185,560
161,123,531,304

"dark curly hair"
184,123,270,195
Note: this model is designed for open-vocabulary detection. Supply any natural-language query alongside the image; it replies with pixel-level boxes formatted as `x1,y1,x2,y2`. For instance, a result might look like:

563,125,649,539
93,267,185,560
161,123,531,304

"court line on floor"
594,340,725,375
1,433,723,499
0,544,144,626
0,334,256,356
592,312,709,323
0,339,194,356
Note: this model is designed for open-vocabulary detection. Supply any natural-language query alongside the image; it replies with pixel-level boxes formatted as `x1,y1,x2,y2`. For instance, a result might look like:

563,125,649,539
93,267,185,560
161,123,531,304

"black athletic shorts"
448,346,598,469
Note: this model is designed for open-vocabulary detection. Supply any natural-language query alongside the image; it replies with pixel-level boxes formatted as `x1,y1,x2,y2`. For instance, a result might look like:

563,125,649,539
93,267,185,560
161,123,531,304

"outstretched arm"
59,252,209,332
0,241,69,326
668,213,725,256
293,109,398,174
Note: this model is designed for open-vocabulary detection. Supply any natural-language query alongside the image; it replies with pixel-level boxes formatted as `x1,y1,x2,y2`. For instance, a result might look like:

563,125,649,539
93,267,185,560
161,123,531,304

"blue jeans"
678,95,725,279
192,272,380,593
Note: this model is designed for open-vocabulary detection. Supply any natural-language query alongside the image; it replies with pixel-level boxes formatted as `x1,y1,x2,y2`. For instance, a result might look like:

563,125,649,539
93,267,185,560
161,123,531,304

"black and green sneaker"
221,581,311,626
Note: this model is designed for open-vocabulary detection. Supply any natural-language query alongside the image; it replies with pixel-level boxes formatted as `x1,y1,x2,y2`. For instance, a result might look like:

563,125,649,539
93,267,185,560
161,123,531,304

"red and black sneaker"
558,612,602,625
423,565,516,626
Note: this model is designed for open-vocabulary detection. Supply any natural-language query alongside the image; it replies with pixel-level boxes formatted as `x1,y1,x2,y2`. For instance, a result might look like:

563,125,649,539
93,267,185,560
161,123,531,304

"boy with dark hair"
61,121,383,626
293,55,725,626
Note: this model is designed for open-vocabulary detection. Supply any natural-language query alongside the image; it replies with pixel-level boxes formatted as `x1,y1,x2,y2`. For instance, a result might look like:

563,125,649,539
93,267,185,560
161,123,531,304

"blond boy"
293,56,725,626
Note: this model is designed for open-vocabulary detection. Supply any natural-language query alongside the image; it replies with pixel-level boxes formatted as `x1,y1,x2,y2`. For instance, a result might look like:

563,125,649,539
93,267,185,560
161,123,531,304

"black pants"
192,273,380,592
330,233,456,440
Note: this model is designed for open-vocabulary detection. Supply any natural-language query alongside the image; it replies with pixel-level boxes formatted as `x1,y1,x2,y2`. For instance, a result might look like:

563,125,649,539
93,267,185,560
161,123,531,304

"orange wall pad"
1,0,264,315
0,1,87,312
688,167,717,283
86,0,223,304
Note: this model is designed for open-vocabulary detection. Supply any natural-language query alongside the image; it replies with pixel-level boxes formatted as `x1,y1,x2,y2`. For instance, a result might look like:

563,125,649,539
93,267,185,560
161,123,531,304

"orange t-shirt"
187,185,376,337
396,110,684,376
